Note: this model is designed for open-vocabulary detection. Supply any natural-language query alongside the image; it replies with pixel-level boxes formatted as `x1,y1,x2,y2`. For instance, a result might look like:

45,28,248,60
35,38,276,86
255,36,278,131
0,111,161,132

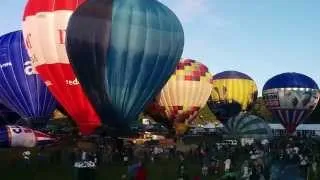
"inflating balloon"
66,0,184,130
207,71,258,123
263,72,320,134
0,125,56,148
221,113,273,140
0,31,56,129
146,59,212,135
22,0,101,135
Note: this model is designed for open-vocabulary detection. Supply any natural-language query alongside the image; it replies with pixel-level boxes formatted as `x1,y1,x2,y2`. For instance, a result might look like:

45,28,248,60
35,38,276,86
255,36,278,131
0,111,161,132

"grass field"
0,149,229,180
0,136,241,180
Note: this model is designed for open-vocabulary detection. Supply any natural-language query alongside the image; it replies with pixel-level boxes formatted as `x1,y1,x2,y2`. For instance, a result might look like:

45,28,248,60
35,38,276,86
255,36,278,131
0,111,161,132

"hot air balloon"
146,59,212,135
0,125,56,148
22,0,101,135
263,72,320,134
220,113,272,140
0,31,56,129
66,0,184,132
207,71,258,123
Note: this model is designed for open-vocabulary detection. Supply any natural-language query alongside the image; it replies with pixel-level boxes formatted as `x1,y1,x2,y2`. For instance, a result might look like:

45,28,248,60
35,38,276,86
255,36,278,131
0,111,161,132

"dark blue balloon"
66,0,184,128
0,31,57,128
263,72,319,90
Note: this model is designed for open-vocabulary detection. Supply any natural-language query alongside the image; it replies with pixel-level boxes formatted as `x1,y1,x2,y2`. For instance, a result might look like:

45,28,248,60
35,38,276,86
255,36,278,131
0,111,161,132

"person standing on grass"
22,150,31,167
135,162,147,180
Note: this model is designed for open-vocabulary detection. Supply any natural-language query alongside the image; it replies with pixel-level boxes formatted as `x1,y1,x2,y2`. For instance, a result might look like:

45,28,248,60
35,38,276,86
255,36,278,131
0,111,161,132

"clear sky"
1,0,320,95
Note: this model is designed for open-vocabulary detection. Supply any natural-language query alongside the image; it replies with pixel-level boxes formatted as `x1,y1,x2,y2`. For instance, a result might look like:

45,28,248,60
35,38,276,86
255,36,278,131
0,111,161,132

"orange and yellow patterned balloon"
146,59,212,134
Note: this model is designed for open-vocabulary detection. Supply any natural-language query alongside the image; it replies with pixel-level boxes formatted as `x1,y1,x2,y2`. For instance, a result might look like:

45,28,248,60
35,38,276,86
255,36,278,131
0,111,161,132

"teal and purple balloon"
0,31,57,129
66,0,184,130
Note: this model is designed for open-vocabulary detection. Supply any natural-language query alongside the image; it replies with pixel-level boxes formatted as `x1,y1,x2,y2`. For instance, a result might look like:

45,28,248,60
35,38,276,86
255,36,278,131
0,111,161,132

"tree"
249,97,273,121
193,104,219,124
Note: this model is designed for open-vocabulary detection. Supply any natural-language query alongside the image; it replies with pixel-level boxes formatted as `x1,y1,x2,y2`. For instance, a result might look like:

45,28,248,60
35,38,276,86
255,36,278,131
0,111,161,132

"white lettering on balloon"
74,161,96,168
45,80,53,86
24,61,36,75
66,78,80,86
0,62,12,68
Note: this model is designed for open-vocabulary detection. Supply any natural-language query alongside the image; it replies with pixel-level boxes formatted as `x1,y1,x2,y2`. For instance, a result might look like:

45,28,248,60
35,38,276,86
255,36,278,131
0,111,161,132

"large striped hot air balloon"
220,113,272,139
146,59,212,134
0,31,56,129
66,0,184,133
263,72,320,134
207,71,258,123
22,0,101,135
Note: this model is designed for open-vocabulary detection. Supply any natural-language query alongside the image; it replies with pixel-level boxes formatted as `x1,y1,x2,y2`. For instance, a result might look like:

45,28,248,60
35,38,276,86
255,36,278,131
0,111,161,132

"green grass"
0,147,235,180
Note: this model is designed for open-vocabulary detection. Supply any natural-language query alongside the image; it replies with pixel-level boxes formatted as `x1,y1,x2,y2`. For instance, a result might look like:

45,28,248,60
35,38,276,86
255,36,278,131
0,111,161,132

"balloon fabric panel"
66,0,184,128
22,0,101,135
263,88,319,133
0,31,56,128
211,79,257,110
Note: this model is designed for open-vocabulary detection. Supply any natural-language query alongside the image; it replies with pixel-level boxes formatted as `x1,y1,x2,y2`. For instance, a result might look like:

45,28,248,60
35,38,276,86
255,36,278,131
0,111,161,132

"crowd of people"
15,136,320,180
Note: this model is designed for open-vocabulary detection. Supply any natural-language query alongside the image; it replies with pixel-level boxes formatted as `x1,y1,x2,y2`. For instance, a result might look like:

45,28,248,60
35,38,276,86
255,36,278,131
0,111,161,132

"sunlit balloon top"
212,70,253,81
263,72,319,90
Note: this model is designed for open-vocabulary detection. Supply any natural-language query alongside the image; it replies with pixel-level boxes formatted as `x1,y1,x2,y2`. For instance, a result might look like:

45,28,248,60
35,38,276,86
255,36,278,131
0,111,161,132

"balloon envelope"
221,113,273,140
263,72,320,134
22,0,101,135
146,59,212,134
0,31,56,129
0,125,56,148
66,0,184,129
207,71,258,123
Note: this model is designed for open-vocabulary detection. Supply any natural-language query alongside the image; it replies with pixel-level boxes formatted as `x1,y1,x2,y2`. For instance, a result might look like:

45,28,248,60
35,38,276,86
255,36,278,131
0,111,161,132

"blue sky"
1,0,320,95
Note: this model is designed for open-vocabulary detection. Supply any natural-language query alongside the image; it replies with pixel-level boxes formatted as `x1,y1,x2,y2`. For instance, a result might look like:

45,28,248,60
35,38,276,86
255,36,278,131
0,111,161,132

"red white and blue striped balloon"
263,72,320,134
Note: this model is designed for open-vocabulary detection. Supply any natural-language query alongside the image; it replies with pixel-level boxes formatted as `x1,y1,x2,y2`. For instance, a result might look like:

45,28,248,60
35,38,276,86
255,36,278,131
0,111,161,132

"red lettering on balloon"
25,33,32,49
58,29,66,44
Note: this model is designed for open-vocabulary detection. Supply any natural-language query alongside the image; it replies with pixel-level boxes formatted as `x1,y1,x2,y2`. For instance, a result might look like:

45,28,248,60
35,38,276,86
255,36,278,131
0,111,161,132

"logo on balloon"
66,78,80,86
24,61,36,75
0,62,12,68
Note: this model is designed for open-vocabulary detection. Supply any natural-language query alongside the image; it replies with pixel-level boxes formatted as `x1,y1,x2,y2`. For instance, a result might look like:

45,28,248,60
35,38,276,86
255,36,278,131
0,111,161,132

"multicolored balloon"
22,0,101,135
146,59,212,134
263,72,320,134
207,71,258,123
66,0,184,130
221,113,272,139
0,125,56,148
0,31,56,129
